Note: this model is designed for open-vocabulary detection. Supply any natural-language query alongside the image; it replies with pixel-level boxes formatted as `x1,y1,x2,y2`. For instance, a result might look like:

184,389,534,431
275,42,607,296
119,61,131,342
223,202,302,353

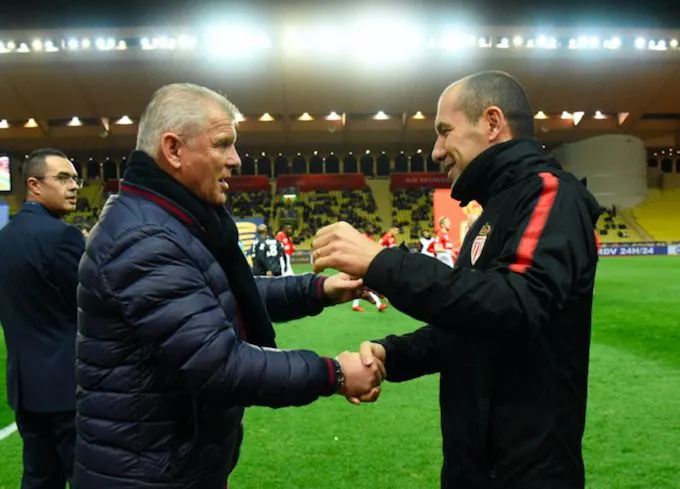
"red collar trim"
120,182,197,228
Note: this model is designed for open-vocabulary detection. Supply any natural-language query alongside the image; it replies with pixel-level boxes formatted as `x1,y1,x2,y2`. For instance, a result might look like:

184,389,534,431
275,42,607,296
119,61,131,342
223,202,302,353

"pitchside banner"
598,243,678,257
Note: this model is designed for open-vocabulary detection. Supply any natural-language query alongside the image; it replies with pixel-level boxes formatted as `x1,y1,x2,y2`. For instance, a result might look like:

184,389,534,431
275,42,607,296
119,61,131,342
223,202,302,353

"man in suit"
0,148,84,489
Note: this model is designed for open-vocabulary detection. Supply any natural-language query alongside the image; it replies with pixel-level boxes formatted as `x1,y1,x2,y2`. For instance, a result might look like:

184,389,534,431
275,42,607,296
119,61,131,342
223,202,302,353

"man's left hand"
312,222,383,276
322,273,366,304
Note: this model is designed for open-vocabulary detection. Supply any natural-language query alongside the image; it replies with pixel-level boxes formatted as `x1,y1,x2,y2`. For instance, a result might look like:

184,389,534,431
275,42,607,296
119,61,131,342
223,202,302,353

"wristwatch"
331,357,345,393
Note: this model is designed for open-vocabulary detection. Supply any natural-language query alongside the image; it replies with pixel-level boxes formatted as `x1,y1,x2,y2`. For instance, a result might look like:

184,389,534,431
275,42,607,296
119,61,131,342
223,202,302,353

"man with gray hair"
75,83,384,489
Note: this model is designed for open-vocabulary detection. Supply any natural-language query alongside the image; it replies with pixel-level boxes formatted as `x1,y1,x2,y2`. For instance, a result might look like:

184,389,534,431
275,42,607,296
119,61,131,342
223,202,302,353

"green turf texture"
0,257,678,488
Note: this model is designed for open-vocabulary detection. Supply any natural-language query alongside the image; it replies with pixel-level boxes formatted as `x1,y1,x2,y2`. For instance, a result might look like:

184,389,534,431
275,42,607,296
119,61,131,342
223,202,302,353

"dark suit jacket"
0,202,85,412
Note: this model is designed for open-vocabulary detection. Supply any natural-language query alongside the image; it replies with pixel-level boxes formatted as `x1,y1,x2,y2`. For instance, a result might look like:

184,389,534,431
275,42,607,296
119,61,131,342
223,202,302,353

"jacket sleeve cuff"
371,337,399,382
364,248,402,295
320,356,337,397
311,275,334,307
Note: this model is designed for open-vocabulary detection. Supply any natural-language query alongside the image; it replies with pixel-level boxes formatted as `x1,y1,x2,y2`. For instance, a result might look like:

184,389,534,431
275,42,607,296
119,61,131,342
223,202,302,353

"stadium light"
24,118,38,128
235,113,245,122
259,113,274,122
561,111,573,120
671,39,679,49
117,40,127,50
177,35,197,49
44,40,58,52
298,112,314,121
141,38,153,50
605,37,621,49
31,39,43,51
568,38,578,49
373,111,390,120
594,111,607,119
67,117,82,127
0,120,9,129
412,111,426,120
206,26,272,56
67,38,79,50
326,111,341,121
534,111,549,120
512,36,523,47
0,42,7,54
17,43,29,53
635,37,646,49
115,115,133,125
496,38,510,48
573,111,585,126
81,39,91,49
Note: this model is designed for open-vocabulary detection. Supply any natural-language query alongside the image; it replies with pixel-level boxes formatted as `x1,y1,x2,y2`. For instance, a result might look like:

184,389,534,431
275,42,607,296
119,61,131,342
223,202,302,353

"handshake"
334,342,387,405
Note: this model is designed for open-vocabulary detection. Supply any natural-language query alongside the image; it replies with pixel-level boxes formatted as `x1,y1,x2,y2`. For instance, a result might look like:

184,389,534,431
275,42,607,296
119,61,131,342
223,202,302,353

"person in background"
275,224,295,276
0,148,84,489
379,226,399,248
75,83,384,489
419,229,436,258
434,216,455,267
252,223,286,276
351,229,388,313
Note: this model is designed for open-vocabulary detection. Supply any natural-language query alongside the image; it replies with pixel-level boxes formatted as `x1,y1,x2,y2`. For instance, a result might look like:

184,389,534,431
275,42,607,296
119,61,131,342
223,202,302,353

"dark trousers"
15,410,76,489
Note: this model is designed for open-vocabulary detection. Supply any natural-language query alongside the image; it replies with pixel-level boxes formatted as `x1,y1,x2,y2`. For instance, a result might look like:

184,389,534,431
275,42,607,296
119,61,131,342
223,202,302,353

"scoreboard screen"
0,155,11,193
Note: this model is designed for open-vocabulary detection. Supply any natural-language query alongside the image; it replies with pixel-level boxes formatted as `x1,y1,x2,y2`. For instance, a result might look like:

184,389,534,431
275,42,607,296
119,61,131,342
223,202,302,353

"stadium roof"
1,21,680,153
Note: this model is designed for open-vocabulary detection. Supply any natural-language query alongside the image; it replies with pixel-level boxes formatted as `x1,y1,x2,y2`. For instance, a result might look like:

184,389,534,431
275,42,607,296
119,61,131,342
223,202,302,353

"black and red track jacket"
366,139,601,489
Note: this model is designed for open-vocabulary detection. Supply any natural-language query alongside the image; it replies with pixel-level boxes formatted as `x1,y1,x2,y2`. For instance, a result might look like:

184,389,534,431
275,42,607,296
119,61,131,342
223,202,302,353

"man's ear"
160,132,183,169
25,177,41,196
484,106,506,140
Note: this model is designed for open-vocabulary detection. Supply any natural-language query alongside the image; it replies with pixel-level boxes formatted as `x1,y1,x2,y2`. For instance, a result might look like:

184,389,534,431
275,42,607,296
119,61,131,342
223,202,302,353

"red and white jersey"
436,230,454,253
275,231,294,256
420,237,436,257
379,232,397,248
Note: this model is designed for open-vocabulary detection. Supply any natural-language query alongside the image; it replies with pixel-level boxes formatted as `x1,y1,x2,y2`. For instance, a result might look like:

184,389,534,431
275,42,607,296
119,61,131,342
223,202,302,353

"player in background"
352,229,388,313
379,226,400,248
275,224,295,276
419,229,436,258
435,216,455,267
252,224,286,276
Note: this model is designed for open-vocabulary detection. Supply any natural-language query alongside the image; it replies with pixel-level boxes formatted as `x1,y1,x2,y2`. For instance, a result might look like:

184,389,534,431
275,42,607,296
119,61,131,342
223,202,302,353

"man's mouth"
218,178,229,192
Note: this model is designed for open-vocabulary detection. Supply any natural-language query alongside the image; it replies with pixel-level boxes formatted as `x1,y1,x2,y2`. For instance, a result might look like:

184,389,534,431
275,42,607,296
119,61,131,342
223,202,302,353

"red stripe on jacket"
509,172,559,274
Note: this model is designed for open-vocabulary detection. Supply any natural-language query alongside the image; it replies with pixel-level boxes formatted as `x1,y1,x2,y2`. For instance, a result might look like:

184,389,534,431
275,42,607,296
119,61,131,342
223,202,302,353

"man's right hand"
336,351,385,405
359,341,386,368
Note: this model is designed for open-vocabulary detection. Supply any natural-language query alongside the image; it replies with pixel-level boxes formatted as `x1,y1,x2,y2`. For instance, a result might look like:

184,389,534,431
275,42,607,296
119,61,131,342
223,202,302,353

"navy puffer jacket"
75,190,336,489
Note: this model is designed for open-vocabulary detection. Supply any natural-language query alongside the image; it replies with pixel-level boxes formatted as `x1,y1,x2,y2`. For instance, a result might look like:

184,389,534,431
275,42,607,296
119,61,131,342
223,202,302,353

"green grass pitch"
0,257,678,488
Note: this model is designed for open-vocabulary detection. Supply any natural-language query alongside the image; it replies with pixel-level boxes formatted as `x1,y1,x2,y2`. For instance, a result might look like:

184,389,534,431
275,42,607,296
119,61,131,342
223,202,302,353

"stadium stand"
595,207,643,243
632,188,680,241
226,191,273,223
290,189,382,247
391,188,435,240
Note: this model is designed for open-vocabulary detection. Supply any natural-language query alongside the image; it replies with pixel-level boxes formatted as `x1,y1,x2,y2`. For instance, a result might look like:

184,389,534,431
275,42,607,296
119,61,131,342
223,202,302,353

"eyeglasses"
36,174,84,187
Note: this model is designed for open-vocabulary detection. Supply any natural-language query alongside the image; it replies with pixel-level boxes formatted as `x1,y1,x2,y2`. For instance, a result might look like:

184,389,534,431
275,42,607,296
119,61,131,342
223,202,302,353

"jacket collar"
451,138,560,207
119,181,204,235
21,201,62,219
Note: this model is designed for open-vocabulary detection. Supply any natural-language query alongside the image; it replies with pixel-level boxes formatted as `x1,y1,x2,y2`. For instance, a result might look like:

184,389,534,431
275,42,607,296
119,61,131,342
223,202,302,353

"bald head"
443,71,534,139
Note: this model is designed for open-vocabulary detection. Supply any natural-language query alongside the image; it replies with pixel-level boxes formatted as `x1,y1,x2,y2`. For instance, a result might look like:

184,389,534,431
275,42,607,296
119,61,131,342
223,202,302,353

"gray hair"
136,83,241,158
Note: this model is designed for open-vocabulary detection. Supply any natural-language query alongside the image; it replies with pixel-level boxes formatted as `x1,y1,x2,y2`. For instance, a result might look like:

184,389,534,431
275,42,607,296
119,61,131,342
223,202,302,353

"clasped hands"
334,342,387,405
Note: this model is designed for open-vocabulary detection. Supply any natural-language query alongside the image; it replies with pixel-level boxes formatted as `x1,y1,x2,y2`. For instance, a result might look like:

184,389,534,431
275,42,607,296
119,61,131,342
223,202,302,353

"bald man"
312,71,601,489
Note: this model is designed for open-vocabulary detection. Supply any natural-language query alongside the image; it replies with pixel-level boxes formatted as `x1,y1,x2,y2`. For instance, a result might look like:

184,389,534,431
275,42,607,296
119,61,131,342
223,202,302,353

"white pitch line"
0,422,17,441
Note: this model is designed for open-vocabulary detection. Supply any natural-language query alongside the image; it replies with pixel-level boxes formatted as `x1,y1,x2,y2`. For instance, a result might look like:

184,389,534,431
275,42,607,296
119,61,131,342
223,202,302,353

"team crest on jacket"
471,223,491,266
